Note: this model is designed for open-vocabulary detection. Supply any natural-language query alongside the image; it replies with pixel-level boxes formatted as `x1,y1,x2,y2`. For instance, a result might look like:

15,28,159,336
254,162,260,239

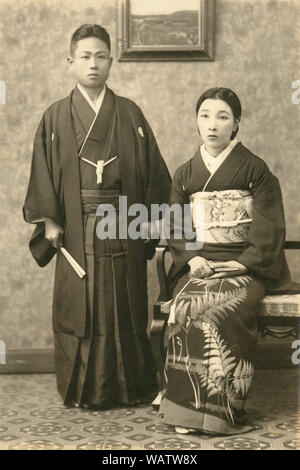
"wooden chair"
150,242,300,382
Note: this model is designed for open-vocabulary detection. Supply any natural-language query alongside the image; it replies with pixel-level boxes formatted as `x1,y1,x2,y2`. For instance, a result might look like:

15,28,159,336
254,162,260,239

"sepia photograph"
0,0,299,457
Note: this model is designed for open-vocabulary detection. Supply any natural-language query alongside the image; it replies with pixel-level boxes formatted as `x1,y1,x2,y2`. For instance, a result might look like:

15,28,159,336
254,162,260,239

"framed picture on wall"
117,0,214,61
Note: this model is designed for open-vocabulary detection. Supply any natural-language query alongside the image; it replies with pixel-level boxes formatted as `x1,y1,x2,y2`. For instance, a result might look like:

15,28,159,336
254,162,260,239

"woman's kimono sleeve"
167,168,199,270
237,160,290,284
23,114,63,267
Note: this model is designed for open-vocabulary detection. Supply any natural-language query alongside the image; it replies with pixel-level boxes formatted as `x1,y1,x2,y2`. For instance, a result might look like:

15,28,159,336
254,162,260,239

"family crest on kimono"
23,24,171,409
158,87,295,435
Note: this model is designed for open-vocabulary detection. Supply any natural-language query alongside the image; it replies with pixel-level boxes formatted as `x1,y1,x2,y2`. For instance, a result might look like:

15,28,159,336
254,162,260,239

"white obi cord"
189,189,253,244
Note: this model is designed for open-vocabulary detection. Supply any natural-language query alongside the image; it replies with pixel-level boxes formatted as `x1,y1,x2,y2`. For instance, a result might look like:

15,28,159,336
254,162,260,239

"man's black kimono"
23,87,171,406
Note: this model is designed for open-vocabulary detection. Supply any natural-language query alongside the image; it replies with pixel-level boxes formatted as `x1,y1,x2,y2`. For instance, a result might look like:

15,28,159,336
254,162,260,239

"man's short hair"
70,24,111,56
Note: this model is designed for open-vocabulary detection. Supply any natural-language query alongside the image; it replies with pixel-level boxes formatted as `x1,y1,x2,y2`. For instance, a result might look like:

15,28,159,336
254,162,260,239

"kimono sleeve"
142,114,171,209
139,112,172,259
237,160,290,283
23,113,62,267
166,168,200,270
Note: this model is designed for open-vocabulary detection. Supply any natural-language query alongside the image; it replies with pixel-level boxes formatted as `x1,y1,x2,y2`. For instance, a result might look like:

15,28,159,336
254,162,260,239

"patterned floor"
0,369,299,450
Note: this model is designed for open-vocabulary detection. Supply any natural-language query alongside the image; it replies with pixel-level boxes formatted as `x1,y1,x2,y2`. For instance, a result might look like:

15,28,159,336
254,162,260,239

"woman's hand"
45,218,64,249
188,256,214,279
208,260,248,279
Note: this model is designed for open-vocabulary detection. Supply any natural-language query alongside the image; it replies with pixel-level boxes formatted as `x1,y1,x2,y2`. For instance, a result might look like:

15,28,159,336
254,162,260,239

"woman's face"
197,98,239,156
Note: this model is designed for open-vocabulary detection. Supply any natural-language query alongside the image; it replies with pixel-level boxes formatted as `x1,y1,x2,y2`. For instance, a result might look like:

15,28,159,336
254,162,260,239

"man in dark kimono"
23,24,171,408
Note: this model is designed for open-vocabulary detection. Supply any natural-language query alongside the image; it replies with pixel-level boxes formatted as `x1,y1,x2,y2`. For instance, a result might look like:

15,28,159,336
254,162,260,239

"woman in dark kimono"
159,88,291,435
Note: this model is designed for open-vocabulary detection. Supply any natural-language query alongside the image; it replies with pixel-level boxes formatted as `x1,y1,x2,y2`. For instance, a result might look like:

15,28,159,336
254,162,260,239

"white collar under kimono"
76,83,118,185
76,82,106,114
200,138,239,175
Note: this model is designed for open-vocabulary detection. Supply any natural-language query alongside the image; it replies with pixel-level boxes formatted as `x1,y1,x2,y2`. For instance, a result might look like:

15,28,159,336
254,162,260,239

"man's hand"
188,256,214,279
44,218,64,249
208,260,248,279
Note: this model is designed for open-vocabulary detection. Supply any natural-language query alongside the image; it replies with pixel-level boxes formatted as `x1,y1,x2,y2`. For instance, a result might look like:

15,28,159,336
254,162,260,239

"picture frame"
117,0,214,62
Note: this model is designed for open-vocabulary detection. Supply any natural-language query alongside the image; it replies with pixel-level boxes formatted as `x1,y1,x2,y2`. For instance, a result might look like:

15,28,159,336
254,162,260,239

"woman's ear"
233,117,240,131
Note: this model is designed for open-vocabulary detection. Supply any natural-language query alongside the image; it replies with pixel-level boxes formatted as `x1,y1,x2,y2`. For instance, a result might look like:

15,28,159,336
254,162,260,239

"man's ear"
109,57,113,69
67,57,74,76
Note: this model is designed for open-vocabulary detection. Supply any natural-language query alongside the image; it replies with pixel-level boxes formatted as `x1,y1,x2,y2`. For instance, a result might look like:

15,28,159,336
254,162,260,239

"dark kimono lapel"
114,91,144,207
87,89,115,146
202,142,250,191
72,87,95,132
71,87,95,150
55,93,86,269
71,87,116,161
188,149,211,194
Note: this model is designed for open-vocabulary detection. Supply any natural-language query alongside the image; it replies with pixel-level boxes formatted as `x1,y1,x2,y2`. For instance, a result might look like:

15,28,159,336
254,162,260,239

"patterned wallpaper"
0,0,300,349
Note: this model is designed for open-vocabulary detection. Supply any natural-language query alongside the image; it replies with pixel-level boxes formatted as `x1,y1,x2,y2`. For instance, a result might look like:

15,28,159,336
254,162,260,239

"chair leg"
296,320,300,340
150,318,167,388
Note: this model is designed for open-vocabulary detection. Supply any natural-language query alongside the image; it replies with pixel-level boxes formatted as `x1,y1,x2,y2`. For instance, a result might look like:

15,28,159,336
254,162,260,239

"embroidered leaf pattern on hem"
164,274,257,427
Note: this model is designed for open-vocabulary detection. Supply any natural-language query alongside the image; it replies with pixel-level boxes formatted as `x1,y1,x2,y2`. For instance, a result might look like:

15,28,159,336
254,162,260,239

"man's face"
68,37,112,90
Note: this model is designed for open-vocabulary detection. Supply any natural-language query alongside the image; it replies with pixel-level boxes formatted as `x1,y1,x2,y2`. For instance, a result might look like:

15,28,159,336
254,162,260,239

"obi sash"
80,189,120,215
189,189,253,244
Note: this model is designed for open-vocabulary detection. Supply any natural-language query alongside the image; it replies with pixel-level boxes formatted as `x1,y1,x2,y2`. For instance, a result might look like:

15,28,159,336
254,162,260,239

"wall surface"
0,0,300,349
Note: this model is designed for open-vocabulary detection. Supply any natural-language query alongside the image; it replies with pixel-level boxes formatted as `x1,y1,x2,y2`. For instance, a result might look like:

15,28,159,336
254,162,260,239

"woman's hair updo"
196,87,242,140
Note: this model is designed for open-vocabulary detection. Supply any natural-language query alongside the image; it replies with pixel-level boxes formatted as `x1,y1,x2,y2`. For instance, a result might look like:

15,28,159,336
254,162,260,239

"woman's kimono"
159,141,291,434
